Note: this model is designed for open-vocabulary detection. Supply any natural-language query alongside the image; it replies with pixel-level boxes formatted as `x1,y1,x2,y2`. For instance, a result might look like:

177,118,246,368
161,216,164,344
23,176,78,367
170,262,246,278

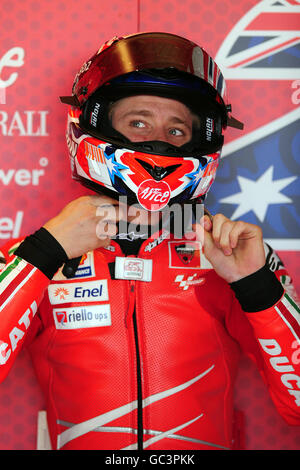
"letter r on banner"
0,87,6,104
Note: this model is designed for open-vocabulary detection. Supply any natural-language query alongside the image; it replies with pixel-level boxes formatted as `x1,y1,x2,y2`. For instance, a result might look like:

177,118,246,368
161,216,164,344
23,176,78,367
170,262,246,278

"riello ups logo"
53,305,112,330
0,47,49,136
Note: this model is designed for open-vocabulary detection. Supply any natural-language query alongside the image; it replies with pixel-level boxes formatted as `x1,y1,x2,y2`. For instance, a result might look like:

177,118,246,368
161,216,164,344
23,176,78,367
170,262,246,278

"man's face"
110,95,197,146
108,95,197,227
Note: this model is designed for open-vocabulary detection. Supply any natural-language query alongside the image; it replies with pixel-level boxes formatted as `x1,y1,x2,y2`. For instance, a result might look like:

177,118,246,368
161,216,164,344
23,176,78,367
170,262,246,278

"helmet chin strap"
227,115,244,130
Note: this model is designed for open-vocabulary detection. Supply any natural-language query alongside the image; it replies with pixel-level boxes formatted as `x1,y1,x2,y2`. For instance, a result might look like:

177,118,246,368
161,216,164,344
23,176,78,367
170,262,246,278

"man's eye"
169,128,184,136
131,120,146,128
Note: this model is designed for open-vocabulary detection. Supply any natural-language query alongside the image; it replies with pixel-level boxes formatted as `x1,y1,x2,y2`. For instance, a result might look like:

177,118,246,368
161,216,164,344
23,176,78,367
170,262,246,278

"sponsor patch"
53,304,111,329
174,273,206,291
137,179,171,211
115,257,152,282
144,229,169,253
168,241,213,270
48,280,108,305
73,252,95,279
175,244,195,265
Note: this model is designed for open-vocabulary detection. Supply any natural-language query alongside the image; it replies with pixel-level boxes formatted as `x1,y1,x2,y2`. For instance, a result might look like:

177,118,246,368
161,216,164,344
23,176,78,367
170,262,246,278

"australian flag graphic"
206,0,300,250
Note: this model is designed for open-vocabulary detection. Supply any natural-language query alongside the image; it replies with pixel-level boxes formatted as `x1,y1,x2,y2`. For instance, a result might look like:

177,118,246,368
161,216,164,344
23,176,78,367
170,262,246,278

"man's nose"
151,129,171,143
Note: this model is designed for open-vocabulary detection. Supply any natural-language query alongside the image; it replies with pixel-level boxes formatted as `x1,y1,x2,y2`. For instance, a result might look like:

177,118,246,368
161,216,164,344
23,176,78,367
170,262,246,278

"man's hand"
43,195,126,259
196,213,266,283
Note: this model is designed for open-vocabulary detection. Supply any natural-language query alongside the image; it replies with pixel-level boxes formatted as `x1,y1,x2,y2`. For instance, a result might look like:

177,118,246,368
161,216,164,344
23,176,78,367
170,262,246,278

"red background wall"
0,0,299,450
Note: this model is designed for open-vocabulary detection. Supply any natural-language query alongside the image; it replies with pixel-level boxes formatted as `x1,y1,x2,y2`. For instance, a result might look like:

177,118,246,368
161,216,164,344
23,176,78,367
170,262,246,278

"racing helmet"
61,32,243,211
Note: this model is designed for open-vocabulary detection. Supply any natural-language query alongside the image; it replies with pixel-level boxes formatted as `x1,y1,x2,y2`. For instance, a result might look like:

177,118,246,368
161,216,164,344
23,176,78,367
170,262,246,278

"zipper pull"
125,280,136,328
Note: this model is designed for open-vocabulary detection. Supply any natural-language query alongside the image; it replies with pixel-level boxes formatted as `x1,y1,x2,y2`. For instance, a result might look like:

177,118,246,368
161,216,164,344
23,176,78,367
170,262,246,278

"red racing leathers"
0,228,299,450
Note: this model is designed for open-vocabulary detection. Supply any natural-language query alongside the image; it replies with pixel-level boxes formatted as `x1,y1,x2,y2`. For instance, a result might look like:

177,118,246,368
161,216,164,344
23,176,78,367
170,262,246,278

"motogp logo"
137,179,171,211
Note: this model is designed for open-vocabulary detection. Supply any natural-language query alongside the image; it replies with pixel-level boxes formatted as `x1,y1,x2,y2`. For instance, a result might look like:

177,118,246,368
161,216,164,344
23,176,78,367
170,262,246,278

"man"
0,32,299,451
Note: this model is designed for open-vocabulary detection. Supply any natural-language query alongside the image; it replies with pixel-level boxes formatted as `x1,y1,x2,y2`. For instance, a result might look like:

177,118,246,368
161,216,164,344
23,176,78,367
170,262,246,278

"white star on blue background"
219,166,297,222
105,150,129,184
185,163,207,192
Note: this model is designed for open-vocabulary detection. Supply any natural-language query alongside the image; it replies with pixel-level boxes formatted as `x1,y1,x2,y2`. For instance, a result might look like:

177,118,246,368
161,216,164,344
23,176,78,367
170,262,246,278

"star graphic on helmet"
219,166,297,222
185,162,208,192
104,149,129,184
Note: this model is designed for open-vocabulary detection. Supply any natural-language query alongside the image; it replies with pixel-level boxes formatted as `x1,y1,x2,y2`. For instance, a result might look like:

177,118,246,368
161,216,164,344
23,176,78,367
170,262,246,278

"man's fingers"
210,213,227,248
96,219,118,239
202,214,213,232
217,221,235,255
95,204,123,240
88,194,119,207
198,214,261,257
96,201,128,222
228,221,248,249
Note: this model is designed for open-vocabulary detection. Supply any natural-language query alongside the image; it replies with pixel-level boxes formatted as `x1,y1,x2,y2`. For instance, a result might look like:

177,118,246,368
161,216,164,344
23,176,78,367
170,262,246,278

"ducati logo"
175,244,195,264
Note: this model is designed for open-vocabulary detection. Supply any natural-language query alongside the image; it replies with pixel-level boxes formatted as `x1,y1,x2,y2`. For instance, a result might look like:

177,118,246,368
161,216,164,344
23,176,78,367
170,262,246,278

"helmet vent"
136,159,180,181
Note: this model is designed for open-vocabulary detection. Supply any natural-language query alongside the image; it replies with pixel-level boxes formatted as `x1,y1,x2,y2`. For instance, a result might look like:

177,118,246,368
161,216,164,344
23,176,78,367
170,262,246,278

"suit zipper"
128,280,144,450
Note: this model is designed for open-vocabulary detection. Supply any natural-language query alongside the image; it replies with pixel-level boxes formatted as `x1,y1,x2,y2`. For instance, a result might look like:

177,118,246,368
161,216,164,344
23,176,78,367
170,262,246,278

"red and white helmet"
61,32,243,211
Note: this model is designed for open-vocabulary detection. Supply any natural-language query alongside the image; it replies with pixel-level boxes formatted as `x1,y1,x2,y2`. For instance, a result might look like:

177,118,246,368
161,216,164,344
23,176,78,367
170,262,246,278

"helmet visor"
71,32,227,105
